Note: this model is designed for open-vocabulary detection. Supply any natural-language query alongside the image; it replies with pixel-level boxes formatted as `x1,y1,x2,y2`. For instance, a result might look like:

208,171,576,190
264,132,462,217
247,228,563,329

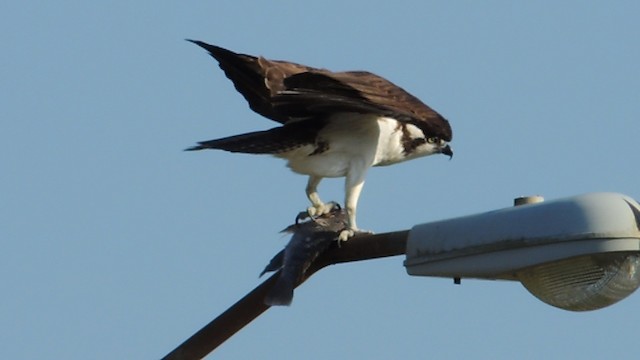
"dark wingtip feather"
185,38,206,48
185,39,235,60
185,39,211,53
184,144,205,151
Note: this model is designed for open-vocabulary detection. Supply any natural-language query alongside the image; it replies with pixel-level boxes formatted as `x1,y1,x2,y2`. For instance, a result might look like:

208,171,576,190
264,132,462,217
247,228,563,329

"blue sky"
2,1,639,359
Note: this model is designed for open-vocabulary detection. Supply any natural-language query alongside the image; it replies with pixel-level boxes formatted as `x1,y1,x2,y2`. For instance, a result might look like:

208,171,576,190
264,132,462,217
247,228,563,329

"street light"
164,192,640,359
404,192,640,311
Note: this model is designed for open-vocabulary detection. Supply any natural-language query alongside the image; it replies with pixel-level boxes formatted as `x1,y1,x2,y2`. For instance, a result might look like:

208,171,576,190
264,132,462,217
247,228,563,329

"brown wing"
276,71,452,141
188,39,312,124
189,40,452,141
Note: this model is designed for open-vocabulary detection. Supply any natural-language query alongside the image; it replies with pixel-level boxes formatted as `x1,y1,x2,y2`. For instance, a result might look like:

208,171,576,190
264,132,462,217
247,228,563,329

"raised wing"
189,40,452,141
187,39,311,124
275,71,452,141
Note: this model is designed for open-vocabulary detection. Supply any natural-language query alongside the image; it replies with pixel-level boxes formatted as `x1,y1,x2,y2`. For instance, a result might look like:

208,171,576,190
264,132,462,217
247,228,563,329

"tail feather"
186,129,279,153
186,118,324,153
185,126,312,154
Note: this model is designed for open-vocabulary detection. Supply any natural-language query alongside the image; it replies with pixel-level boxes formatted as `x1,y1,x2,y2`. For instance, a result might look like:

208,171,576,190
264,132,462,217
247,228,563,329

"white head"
401,123,453,161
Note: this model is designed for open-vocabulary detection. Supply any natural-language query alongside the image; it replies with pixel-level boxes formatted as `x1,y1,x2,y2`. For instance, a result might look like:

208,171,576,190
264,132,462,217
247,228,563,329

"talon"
307,206,319,217
338,228,374,242
307,201,340,218
338,228,355,242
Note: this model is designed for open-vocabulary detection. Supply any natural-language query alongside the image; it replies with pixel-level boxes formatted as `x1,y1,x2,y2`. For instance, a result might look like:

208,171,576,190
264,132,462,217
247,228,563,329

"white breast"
275,114,430,178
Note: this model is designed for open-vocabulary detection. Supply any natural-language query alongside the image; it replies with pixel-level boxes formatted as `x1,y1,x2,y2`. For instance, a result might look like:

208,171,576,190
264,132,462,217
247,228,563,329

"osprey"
186,40,453,240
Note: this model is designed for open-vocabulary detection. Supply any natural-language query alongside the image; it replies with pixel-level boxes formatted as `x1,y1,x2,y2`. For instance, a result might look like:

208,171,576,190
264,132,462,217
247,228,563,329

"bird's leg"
339,171,373,241
305,176,337,217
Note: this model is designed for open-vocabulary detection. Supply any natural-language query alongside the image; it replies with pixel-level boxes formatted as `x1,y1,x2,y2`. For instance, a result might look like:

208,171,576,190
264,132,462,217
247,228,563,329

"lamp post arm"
161,230,408,360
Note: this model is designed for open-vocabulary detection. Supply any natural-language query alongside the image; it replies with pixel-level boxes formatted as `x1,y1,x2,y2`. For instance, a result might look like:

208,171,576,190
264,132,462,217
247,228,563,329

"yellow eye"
426,137,439,144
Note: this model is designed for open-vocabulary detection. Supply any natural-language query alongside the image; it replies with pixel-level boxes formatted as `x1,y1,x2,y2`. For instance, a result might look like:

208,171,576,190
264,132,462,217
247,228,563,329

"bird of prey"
186,40,453,241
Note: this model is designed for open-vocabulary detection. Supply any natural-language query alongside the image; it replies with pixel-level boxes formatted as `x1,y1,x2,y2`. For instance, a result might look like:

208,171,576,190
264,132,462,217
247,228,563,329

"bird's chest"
372,119,412,166
278,115,415,177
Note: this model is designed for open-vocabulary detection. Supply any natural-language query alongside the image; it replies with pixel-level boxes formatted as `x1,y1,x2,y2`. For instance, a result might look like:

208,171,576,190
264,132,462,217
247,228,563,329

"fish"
261,206,348,306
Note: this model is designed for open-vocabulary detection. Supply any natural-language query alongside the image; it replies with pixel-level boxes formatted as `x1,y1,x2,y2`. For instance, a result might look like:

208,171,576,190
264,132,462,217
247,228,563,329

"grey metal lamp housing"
404,192,640,311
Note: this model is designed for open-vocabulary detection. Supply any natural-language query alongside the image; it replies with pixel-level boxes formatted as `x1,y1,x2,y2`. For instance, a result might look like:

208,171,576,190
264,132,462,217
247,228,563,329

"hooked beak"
441,144,453,159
